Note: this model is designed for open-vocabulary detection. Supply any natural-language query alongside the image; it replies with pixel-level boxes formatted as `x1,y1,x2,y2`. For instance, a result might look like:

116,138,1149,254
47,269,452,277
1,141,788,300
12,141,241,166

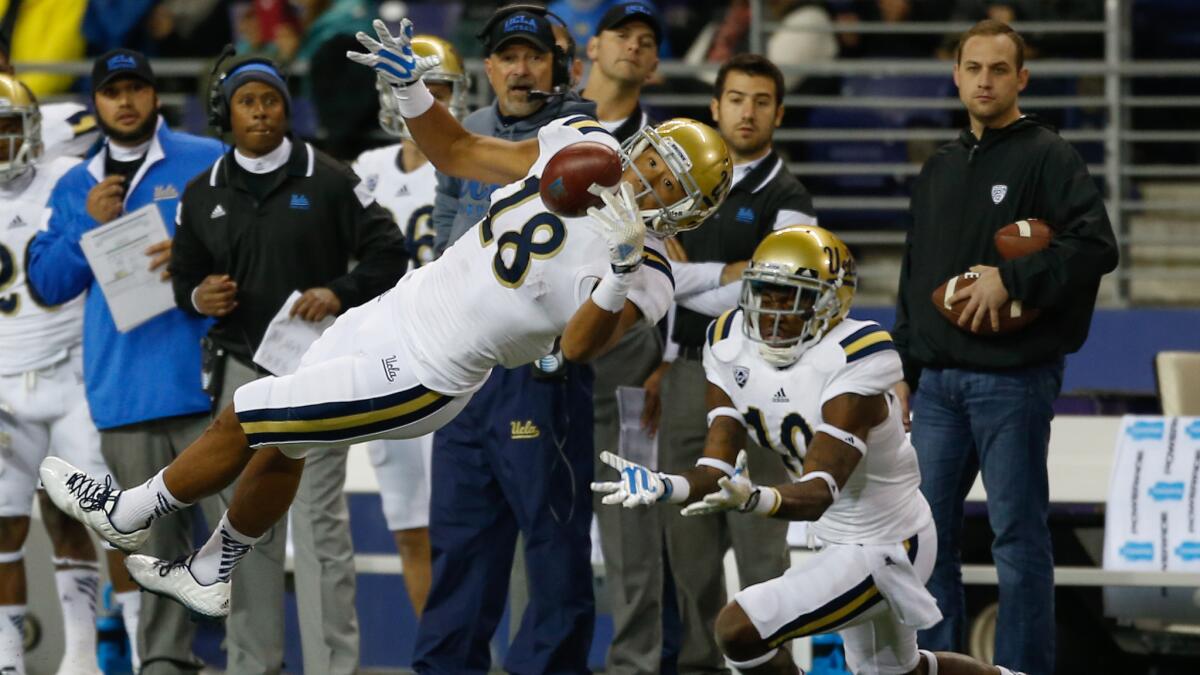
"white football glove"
681,450,756,517
587,182,645,273
591,450,666,508
347,19,441,89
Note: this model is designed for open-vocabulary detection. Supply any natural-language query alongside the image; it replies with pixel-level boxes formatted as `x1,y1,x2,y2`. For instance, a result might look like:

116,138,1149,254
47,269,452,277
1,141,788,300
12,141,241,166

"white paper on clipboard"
79,204,174,332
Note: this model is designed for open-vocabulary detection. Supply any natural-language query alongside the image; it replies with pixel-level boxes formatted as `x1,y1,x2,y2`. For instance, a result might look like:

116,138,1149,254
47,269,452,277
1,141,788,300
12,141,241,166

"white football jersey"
703,313,931,544
0,156,85,375
384,116,674,395
352,143,437,267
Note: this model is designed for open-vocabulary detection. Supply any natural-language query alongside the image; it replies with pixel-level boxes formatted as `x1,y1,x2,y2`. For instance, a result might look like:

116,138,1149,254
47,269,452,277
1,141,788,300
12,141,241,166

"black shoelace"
64,472,117,512
155,554,194,578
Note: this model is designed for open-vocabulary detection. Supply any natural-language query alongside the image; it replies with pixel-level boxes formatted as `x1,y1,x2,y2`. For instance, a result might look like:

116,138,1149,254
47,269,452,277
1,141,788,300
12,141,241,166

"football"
931,272,1041,335
994,218,1053,260
539,142,624,218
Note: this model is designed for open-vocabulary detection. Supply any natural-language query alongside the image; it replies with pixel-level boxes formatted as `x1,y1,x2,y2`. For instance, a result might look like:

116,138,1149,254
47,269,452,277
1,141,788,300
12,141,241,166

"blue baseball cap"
92,49,156,93
481,9,556,55
596,2,663,45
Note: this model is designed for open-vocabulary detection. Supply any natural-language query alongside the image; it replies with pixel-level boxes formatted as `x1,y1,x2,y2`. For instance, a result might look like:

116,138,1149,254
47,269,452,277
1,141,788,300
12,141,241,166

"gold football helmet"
379,35,470,139
740,226,857,367
622,118,732,237
0,74,41,184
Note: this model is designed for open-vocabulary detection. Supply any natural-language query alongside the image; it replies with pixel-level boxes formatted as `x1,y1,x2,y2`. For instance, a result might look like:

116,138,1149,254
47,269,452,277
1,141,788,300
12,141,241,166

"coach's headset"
206,46,290,133
477,4,574,99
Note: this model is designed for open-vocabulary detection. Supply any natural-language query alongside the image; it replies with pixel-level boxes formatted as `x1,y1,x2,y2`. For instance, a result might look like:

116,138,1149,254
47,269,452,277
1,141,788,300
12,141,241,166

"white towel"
861,542,943,629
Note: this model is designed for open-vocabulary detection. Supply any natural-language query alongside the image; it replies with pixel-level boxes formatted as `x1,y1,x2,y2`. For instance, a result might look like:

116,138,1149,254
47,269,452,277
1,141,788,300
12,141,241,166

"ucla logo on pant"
511,420,540,440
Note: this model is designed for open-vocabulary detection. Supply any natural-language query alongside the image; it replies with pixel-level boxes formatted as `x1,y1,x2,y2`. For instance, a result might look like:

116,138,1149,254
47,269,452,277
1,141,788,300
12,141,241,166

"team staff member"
578,4,671,674
170,55,407,675
27,49,225,675
893,20,1117,675
653,53,817,674
415,7,599,674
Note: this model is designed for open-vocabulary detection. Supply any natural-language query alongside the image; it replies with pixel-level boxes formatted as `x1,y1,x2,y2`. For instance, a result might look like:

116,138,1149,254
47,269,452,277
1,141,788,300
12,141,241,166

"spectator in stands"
413,7,598,674
171,54,407,675
831,0,946,58
26,49,227,674
893,20,1118,675
550,0,672,58
578,6,669,672
1,0,86,95
654,53,817,675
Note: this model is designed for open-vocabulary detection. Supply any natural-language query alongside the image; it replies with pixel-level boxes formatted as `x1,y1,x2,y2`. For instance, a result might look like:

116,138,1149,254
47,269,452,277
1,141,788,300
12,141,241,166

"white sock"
114,590,142,673
997,668,1018,675
0,605,26,675
109,470,188,533
54,562,101,670
190,513,259,586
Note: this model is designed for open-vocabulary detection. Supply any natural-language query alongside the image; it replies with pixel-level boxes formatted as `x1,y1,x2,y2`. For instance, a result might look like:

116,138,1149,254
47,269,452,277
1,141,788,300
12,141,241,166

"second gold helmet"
739,226,857,366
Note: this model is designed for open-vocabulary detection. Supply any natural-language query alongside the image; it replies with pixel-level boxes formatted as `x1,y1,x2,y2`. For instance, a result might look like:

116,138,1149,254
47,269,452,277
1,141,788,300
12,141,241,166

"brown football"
539,141,624,218
994,218,1053,260
931,272,1041,335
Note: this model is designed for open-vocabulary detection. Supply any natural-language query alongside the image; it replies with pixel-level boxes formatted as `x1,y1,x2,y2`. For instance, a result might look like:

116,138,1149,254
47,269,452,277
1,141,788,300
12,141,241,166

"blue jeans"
912,362,1063,675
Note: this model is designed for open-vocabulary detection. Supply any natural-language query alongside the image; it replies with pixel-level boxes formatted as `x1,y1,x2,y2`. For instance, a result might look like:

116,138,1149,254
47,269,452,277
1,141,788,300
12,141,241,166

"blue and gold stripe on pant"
765,533,920,648
237,383,453,447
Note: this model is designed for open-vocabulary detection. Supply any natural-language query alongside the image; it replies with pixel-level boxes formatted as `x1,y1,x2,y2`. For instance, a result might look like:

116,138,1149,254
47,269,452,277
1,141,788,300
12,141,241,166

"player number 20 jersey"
703,313,932,544
0,156,84,375
385,116,675,395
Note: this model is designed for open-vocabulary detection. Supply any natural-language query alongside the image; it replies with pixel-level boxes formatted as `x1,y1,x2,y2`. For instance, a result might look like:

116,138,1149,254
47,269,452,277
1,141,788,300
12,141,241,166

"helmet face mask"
619,119,731,237
0,75,41,185
738,227,857,368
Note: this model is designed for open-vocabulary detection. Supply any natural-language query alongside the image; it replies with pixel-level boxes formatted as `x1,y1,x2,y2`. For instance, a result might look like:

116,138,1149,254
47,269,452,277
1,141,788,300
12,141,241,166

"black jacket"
894,115,1119,388
672,151,816,347
171,140,408,361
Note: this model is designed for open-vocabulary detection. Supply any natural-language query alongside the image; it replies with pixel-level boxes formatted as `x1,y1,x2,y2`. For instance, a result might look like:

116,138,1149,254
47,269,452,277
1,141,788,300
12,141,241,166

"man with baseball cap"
415,5,602,674
170,54,406,675
28,48,227,674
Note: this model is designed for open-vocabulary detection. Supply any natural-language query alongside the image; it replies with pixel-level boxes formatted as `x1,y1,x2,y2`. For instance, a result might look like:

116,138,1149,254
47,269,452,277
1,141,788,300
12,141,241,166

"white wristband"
696,456,737,478
660,474,690,504
797,470,840,502
391,79,435,118
746,486,781,516
815,423,867,455
191,285,203,313
591,271,632,313
707,406,744,427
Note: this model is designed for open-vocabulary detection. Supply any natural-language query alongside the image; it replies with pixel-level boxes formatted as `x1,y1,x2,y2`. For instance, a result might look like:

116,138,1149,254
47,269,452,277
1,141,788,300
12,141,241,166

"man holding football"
893,19,1117,675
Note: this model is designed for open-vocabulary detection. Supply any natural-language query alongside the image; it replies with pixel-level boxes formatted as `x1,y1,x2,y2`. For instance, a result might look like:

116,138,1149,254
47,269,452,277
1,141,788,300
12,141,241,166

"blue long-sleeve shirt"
28,118,224,429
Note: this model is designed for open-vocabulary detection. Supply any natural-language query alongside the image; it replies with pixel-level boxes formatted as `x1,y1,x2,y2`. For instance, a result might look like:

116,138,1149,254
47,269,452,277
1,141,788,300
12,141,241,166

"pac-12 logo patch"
733,367,750,388
991,184,1007,204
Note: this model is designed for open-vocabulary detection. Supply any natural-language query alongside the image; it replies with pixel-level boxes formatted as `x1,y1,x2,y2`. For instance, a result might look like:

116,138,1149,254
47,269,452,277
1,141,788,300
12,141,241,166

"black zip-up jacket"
170,139,408,361
894,115,1118,389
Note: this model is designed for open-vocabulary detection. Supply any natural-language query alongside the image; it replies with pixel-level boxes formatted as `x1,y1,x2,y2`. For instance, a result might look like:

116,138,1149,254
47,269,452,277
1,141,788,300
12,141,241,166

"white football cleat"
39,457,150,553
126,554,231,619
